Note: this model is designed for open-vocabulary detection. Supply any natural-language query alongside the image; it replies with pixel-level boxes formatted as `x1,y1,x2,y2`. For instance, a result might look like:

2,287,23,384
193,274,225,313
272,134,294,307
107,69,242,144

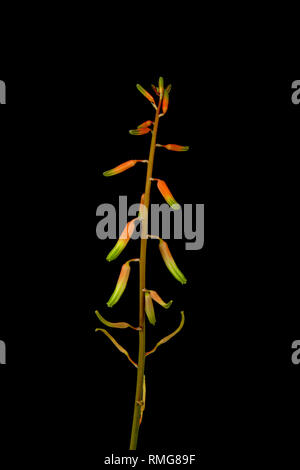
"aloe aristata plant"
96,77,189,450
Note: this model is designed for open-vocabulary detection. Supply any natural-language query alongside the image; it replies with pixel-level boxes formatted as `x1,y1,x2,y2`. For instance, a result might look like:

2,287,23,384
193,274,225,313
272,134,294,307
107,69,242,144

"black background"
0,50,299,466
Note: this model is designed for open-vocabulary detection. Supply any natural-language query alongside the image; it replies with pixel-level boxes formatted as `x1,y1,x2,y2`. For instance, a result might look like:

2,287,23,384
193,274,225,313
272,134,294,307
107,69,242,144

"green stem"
129,96,162,450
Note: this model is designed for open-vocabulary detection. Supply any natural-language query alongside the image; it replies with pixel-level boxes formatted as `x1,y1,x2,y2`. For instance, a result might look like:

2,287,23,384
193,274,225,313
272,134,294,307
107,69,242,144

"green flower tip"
180,276,187,285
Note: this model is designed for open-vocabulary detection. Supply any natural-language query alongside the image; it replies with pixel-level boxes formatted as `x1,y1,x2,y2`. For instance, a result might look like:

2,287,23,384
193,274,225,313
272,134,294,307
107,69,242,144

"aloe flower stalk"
151,178,181,210
103,159,148,177
106,218,138,262
158,239,187,285
145,291,156,325
107,259,139,307
98,77,189,451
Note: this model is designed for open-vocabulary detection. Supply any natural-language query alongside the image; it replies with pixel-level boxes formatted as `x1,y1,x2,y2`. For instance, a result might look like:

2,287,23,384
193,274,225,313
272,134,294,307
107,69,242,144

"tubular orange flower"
129,128,152,135
136,84,155,104
145,292,156,325
162,89,169,114
158,239,187,285
144,289,173,309
158,76,164,99
137,120,153,129
107,259,139,307
151,178,181,210
106,219,138,262
151,84,160,96
157,144,189,152
103,160,148,177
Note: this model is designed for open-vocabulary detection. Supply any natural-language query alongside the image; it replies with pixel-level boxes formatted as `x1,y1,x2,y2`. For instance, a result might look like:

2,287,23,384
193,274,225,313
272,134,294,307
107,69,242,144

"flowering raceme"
97,76,190,451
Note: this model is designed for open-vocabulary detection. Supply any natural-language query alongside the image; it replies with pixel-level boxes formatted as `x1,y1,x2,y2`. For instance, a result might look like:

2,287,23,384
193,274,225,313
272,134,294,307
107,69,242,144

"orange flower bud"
151,84,160,96
107,259,139,307
158,76,164,99
103,159,148,177
158,239,187,285
157,144,189,152
151,178,181,210
106,218,138,262
162,89,169,114
145,292,156,325
136,84,155,104
145,290,173,309
137,120,153,129
129,128,151,135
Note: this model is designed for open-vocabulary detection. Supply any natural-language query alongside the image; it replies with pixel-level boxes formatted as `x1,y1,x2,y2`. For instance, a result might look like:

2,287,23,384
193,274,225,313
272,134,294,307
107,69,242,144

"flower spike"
145,292,156,325
143,289,173,309
103,160,148,177
129,128,152,136
158,239,187,285
106,218,138,262
136,84,156,105
107,259,139,307
151,178,181,210
156,144,189,152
